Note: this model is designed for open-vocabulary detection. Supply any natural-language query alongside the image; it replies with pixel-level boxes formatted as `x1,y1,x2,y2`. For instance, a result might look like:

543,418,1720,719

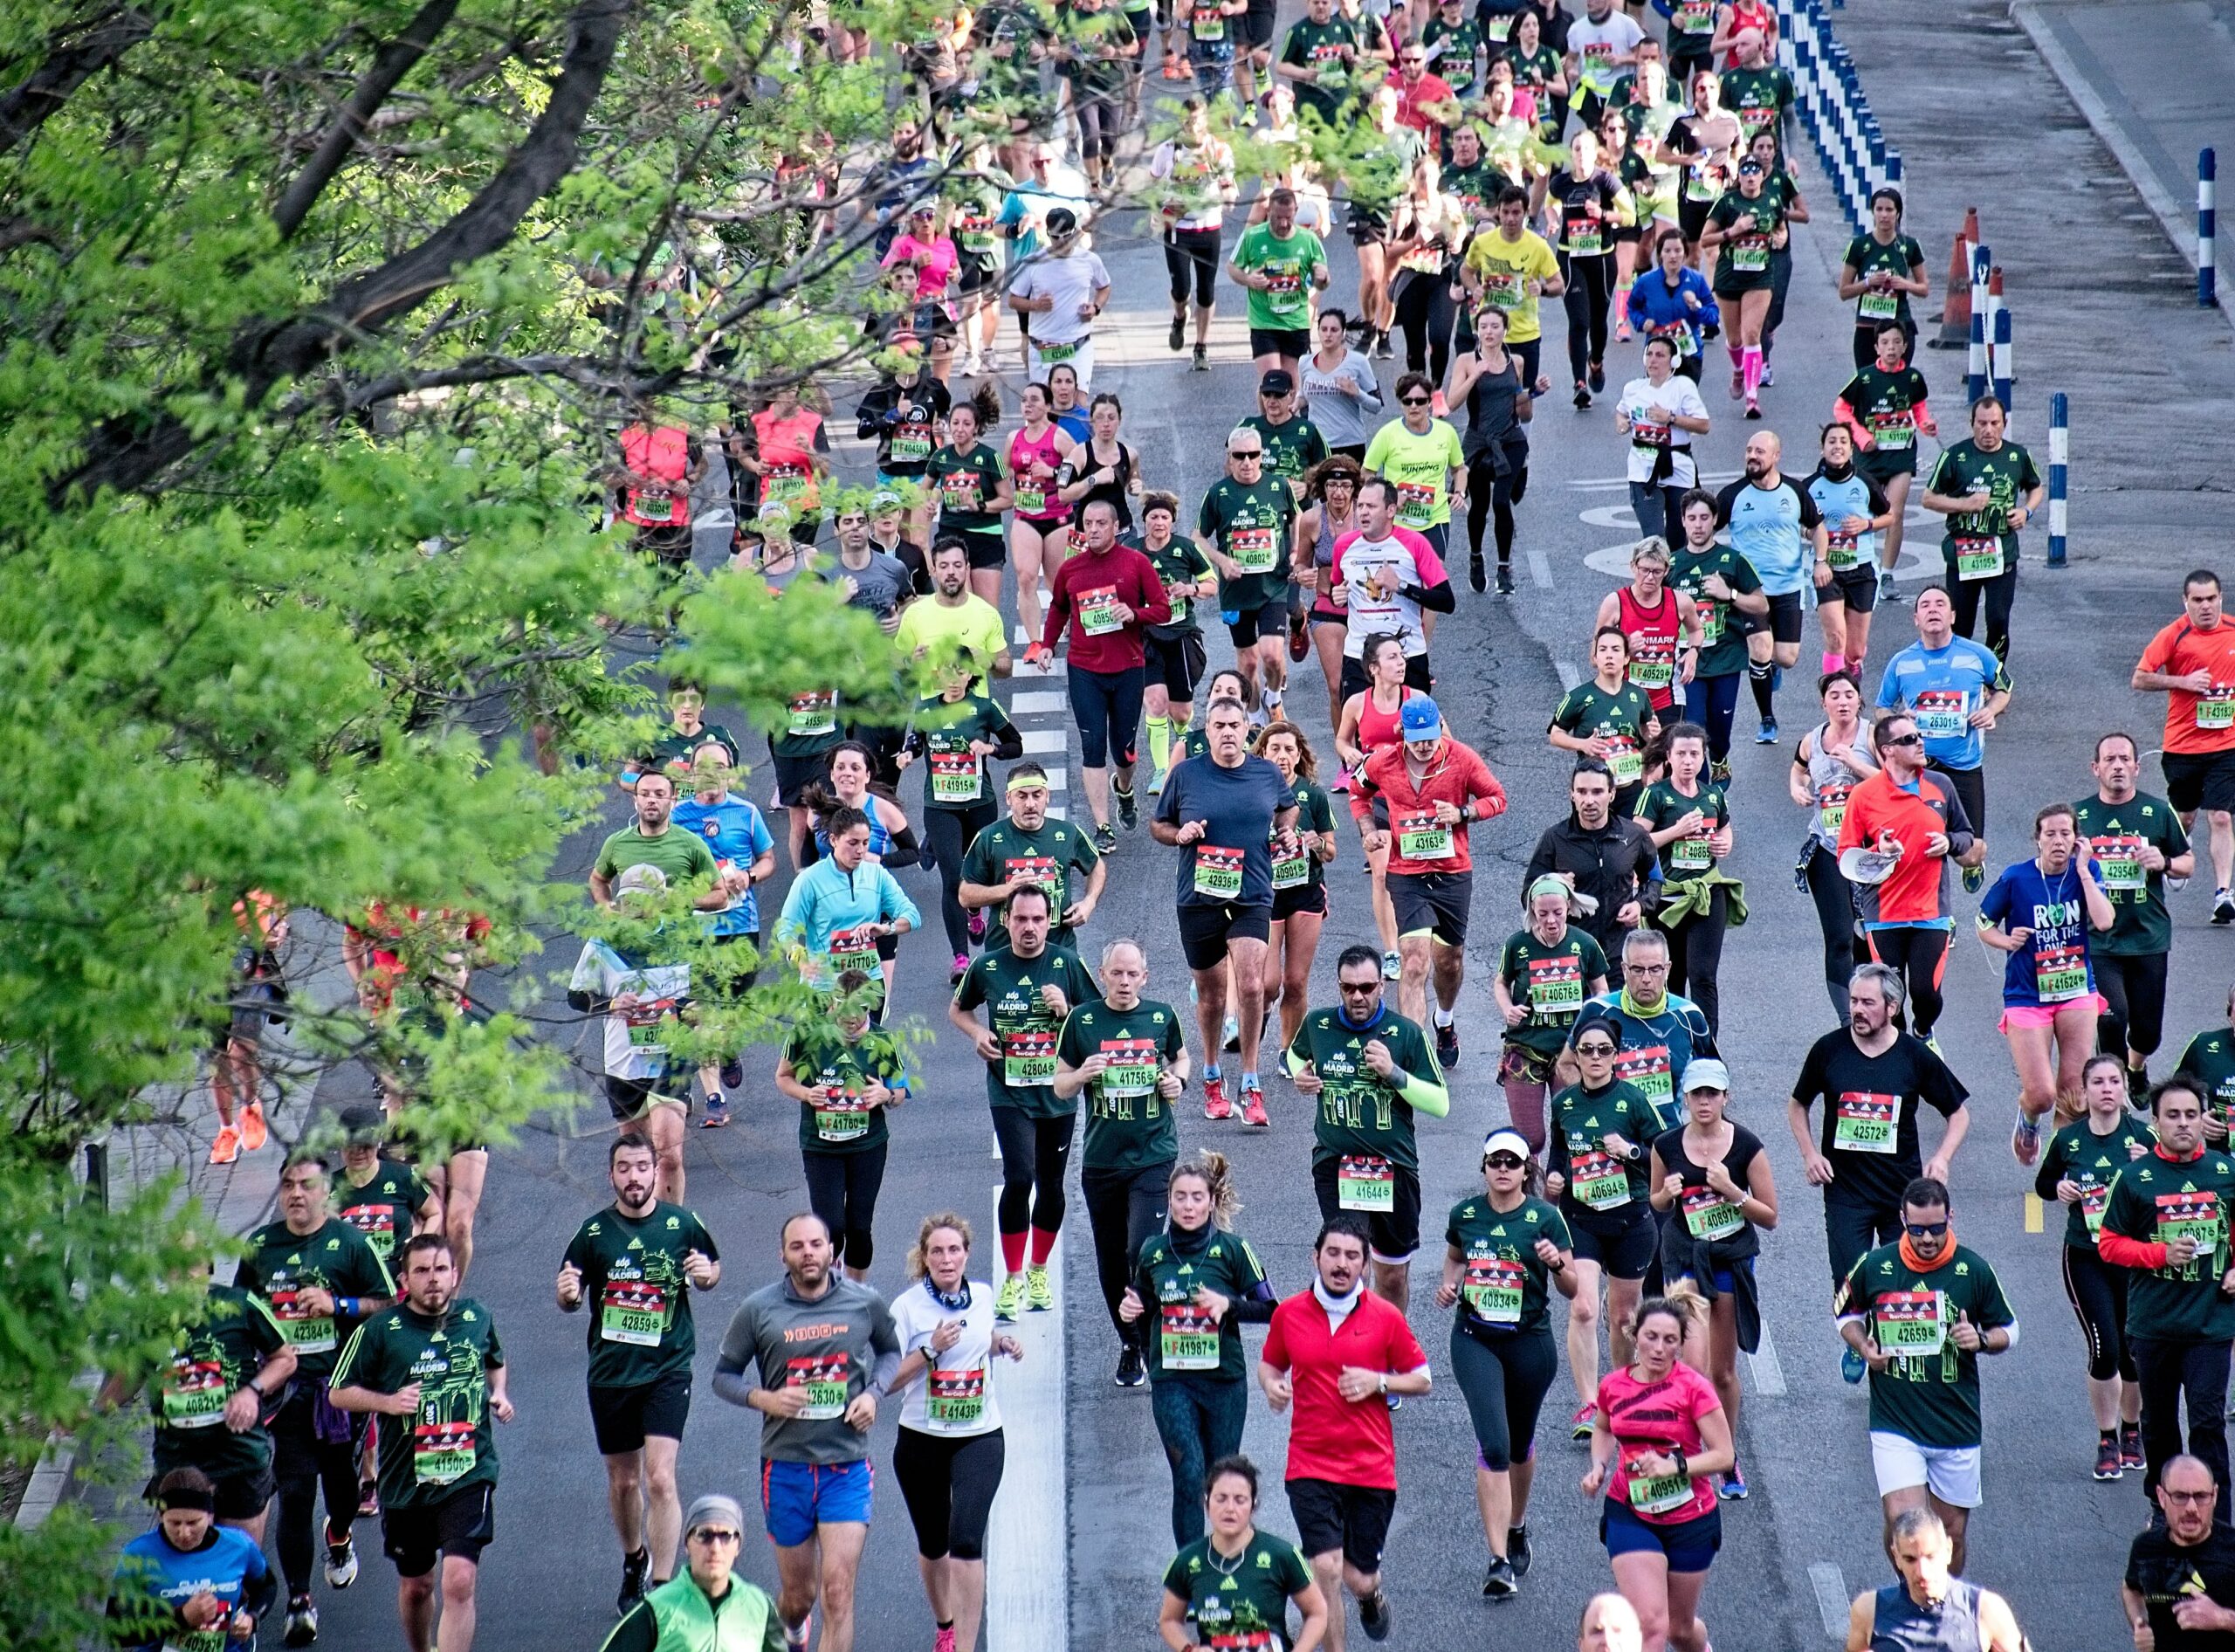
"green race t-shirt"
2101,1150,2235,1342
1273,778,1337,897
2179,1030,2235,1128
1446,1194,1572,1335
1834,1242,2013,1449
1668,542,1762,679
1497,929,1609,1056
1634,778,1729,883
560,1202,720,1388
330,1298,505,1510
1239,413,1329,501
959,816,1102,947
1061,996,1187,1172
781,1026,910,1154
1547,1079,1661,1222
1550,679,1656,790
1196,475,1298,613
1233,223,1327,331
2039,1114,2156,1249
333,1159,432,1263
1163,1531,1312,1645
929,442,1008,540
1287,1005,1441,1174
1925,438,2042,558
1841,232,1925,327
1281,16,1362,122
1838,363,1931,467
148,1285,289,1480
1143,538,1215,637
236,1217,395,1385
2072,792,2188,956
1134,1225,1271,1381
911,692,1014,813
954,943,1099,1116
1362,419,1467,529
593,825,719,892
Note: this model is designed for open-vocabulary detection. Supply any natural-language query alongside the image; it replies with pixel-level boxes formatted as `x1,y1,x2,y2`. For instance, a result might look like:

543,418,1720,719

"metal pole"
85,1140,108,1211
2047,393,2069,568
2204,148,2219,309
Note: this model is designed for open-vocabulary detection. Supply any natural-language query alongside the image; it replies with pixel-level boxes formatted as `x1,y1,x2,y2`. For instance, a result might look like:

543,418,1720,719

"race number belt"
1463,1251,1526,1324
1833,1091,1900,1154
1034,338,1083,363
1002,1028,1058,1088
1338,1153,1395,1212
1194,844,1245,898
787,1353,850,1421
601,1276,670,1346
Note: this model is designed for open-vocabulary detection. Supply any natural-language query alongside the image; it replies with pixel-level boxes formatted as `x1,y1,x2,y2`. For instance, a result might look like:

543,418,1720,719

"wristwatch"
1376,1373,1389,1396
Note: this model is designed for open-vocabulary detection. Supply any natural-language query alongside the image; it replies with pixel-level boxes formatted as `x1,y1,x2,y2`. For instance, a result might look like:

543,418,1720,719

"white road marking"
1746,1323,1787,1397
1021,729,1068,755
986,1187,1068,1652
1011,691,1069,714
1565,471,1741,491
1556,659,1581,691
1047,803,1069,819
1529,549,1554,589
1808,1562,1850,1640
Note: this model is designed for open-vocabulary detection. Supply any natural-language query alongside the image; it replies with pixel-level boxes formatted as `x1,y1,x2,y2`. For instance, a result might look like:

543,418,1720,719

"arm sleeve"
1408,578,1457,614
989,708,1024,761
241,1550,279,1623
2031,1141,2065,1201
712,1303,761,1401
1397,1056,1452,1119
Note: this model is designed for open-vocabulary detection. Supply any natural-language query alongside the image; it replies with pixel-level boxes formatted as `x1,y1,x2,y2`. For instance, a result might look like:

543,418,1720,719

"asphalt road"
266,30,2235,1652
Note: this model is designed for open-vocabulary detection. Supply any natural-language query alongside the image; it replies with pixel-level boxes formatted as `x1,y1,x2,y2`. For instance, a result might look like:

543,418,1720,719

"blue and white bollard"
2204,148,2218,309
1991,272,2012,408
1967,244,1991,403
2047,393,2068,568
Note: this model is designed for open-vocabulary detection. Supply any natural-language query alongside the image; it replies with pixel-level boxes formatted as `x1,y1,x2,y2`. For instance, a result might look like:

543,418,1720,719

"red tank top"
753,408,823,513
1617,585,1681,712
1721,0,1772,65
1007,425,1067,522
1356,685,1415,756
621,424,691,527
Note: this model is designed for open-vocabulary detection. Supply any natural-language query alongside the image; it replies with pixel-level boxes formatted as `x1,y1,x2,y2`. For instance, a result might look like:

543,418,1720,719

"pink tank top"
1007,426,1068,523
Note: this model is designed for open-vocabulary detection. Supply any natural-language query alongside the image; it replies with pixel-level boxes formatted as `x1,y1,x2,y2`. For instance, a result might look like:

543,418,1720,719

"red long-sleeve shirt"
1042,543,1171,673
1351,737,1506,875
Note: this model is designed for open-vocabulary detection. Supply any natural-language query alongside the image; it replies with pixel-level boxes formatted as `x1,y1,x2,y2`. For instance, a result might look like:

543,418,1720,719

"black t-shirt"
2126,1524,2235,1652
1791,1029,1970,1212
1155,754,1289,909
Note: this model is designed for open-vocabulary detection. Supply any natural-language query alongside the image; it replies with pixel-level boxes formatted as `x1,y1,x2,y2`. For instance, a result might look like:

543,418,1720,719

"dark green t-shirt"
910,693,1015,813
1196,475,1298,613
593,825,719,892
1838,363,1931,471
333,1159,432,1265
929,442,1007,539
2037,1114,2156,1249
1718,64,1792,142
954,943,1099,1116
331,1298,505,1510
2179,1029,2235,1125
959,816,1102,947
1134,1225,1272,1380
781,1026,909,1154
1238,414,1329,501
1835,1242,2013,1448
1163,1531,1312,1642
1142,537,1215,638
2101,1149,2235,1342
1547,1079,1661,1225
1497,929,1609,1056
2072,792,2188,956
560,1202,721,1388
236,1216,395,1385
1668,542,1761,679
1060,996,1187,1172
1446,1194,1572,1337
1281,16,1364,122
1273,777,1337,898
1550,679,1656,792
1924,438,2042,556
1287,1005,1441,1174
148,1284,289,1479
1840,232,1926,327
1634,777,1729,883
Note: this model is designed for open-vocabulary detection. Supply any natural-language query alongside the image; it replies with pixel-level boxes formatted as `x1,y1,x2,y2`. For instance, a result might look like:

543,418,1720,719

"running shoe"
1709,759,1732,784
1743,398,1762,421
240,1099,269,1153
1730,369,1743,400
324,1524,358,1589
1572,382,1592,410
1116,1345,1147,1387
1434,1018,1460,1070
2094,1435,2123,1482
1841,1344,1867,1384
1358,1590,1393,1642
1288,611,1310,661
1116,783,1138,829
1202,1076,1233,1119
1169,314,1186,352
1481,1555,1518,1599
1430,390,1448,418
209,1125,241,1167
1192,345,1209,372
357,1477,380,1518
786,1610,814,1652
2214,887,2235,926
1023,641,1050,669
1496,564,1516,596
994,1276,1027,1321
1587,360,1606,394
1147,766,1169,796
1468,549,1486,593
2012,1112,2044,1167
1507,1524,1531,1578
1755,718,1779,744
1093,822,1118,854
702,1095,732,1129
1760,361,1776,388
1027,1264,1055,1311
1613,316,1633,343
1718,1462,1748,1499
1382,949,1401,981
1877,567,1896,604
2122,1421,2144,1470
1373,331,1395,361
1330,771,1349,795
1571,1400,1596,1441
951,953,970,983
2128,1063,2151,1098
1222,1014,1240,1052
617,1546,650,1613
1241,1084,1269,1127
967,909,987,943
936,1628,959,1652
1961,863,1985,896
285,1599,319,1648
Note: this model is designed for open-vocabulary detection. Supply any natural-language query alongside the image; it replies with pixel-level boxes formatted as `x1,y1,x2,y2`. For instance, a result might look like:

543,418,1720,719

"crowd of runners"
107,3,2235,1652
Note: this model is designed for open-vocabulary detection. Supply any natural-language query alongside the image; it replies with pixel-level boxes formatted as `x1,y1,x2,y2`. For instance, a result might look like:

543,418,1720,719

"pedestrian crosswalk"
1002,624,1075,819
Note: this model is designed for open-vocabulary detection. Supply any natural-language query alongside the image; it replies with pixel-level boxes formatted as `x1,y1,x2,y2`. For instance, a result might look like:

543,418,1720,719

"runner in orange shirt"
2132,569,2235,926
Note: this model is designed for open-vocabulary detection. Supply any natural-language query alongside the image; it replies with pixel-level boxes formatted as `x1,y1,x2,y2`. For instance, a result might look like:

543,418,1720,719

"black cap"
338,1105,387,1147
1259,368,1296,395
1045,206,1079,237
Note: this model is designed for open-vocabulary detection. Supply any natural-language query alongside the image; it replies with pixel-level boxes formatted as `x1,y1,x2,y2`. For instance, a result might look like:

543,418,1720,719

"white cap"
1481,1128,1533,1161
1681,1057,1732,1094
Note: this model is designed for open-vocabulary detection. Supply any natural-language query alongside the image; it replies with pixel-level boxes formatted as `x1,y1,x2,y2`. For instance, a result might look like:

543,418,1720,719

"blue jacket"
108,1526,276,1650
1625,267,1721,358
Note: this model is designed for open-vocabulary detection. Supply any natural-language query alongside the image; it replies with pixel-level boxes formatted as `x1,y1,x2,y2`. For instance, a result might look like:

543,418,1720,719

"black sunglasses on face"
1400,396,1431,406
1338,981,1379,994
1903,1220,1949,1237
1884,732,1924,747
1574,1043,1617,1057
1486,1154,1527,1170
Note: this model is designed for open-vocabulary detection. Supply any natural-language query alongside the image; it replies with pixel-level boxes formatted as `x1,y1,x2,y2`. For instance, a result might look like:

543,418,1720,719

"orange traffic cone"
1928,206,1979,350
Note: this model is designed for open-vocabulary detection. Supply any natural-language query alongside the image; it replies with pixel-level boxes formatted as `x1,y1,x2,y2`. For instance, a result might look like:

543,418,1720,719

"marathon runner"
1331,479,1448,699
2132,568,2235,928
1804,422,1896,678
1834,1176,2015,1578
884,1215,1023,1652
1550,628,1661,816
1446,308,1532,595
1874,582,2007,893
1062,393,1145,534
1157,1456,1329,1652
1287,945,1453,1308
1123,1153,1278,1542
613,407,699,575
958,763,1105,950
333,1105,439,1271
1846,1508,2030,1652
208,892,285,1166
1634,722,1734,1035
1494,878,1613,1153
1714,428,1825,744
1276,0,1364,132
2122,1456,2235,1651
772,805,921,1001
1613,340,1710,544
1919,394,2046,661
1523,761,1659,965
2076,733,2193,1096
1436,1128,1577,1599
1261,723,1339,1050
596,1494,782,1652
712,1215,900,1652
1197,428,1303,719
327,1234,510,1652
950,883,1098,1318
1460,188,1563,396
1258,1219,1432,1652
672,747,779,1124
1302,312,1383,467
1138,489,1217,796
1572,927,1718,1139
1008,208,1112,389
1545,132,1632,410
1362,375,1467,559
1791,671,1880,1019
895,540,1014,688
1336,636,1423,980
1593,538,1703,726
1007,383,1078,668
2036,1054,2152,1481
1699,157,1784,418
897,660,1022,981
1152,100,1240,374
737,388,833,551
1241,370,1331,519
569,868,698,1201
556,1136,721,1610
778,971,911,1279
1833,320,1935,602
925,393,1015,614
1624,230,1720,390
1231,188,1331,380
1836,186,1929,368
1044,497,1171,851
591,767,727,910
107,1470,281,1652
1667,488,1767,781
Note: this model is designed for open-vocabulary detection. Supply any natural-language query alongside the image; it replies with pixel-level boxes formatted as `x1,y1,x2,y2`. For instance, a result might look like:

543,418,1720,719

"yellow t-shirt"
1463,228,1560,343
896,594,1007,678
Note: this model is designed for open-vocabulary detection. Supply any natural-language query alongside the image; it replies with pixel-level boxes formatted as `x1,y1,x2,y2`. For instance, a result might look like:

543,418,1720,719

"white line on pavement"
1556,659,1581,691
1564,471,1740,492
1529,548,1554,589
1010,691,1069,714
1747,1324,1787,1398
1808,1562,1849,1640
1021,729,1067,755
985,1187,1068,1652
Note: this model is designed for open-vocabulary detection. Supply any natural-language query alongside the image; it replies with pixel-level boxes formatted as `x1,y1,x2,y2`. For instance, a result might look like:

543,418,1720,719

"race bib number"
632,487,680,525
1867,409,1915,450
2157,1189,2226,1277
1669,834,1713,871
1909,690,1967,742
1628,419,1670,451
1674,0,1713,29
1193,5,1225,40
926,1366,986,1430
413,1415,476,1486
1228,525,1278,574
1680,1183,1743,1241
1525,954,1583,1017
940,471,982,513
815,1087,873,1142
269,1288,336,1356
1605,738,1643,788
1162,576,1193,625
1463,1251,1526,1324
1613,1047,1673,1119
1826,528,1861,570
788,691,839,737
1818,782,1851,837
1396,810,1454,860
930,749,982,803
1571,1149,1632,1211
340,1203,399,1260
1627,1467,1694,1516
1097,1037,1159,1098
1730,235,1770,272
765,464,809,504
1079,586,1125,636
1159,1299,1223,1369
1393,480,1437,528
2198,690,2235,731
1003,856,1063,913
1482,270,1524,308
161,1359,230,1429
2080,1180,2111,1236
1833,1091,1900,1154
1338,1153,1395,1212
1696,603,1724,645
1014,485,1048,516
1002,1029,1058,1089
2033,941,2088,1004
1271,838,1310,889
1628,650,1675,691
1567,223,1604,257
1035,338,1082,364
787,1353,851,1421
1858,289,1900,320
1952,535,2004,582
1194,844,1246,898
601,1276,670,1346
1874,1289,1945,1357
823,924,877,981
2093,835,2146,891
890,430,932,465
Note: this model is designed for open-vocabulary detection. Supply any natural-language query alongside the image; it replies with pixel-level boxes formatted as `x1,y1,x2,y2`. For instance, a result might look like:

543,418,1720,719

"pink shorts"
1998,994,2106,1034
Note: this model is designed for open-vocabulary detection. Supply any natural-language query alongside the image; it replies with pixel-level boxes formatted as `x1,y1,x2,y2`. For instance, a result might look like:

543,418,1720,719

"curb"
10,1433,80,1530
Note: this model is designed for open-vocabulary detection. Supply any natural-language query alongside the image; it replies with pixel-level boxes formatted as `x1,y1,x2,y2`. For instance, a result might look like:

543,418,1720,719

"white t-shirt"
1618,373,1710,487
1008,250,1113,347
1567,11,1645,92
1336,527,1446,657
568,940,691,1079
889,1278,1005,1436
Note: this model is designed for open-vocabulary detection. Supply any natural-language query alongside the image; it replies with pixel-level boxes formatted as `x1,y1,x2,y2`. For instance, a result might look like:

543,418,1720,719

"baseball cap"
1681,1057,1732,1094
338,1105,387,1148
1045,206,1079,237
1399,696,1443,740
1259,368,1296,396
1482,1128,1532,1162
1736,156,1766,175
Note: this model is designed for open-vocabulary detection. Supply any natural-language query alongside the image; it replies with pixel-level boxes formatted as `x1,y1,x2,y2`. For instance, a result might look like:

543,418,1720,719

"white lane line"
1746,1323,1787,1398
1042,771,1069,791
1021,729,1068,755
1011,691,1069,715
1556,659,1581,691
1529,548,1554,589
1808,1562,1849,1640
1566,471,1740,491
1048,804,1069,819
985,1187,1068,1652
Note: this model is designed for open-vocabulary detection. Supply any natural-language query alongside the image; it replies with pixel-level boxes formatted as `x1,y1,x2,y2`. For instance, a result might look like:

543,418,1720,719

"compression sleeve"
1231,1277,1280,1325
2095,1229,2168,1271
1397,1066,1451,1119
1403,578,1457,614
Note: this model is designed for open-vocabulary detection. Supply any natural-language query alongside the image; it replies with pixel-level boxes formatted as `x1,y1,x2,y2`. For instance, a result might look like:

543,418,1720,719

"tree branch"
0,3,155,155
272,0,461,241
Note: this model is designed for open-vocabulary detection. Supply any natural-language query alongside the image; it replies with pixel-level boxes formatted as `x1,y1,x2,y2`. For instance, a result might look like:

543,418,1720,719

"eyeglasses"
1485,1155,1528,1170
1574,1043,1618,1057
691,1529,744,1545
2163,1488,2218,1505
1902,1220,1949,1238
1229,451,1262,462
1883,732,1924,747
1338,981,1380,995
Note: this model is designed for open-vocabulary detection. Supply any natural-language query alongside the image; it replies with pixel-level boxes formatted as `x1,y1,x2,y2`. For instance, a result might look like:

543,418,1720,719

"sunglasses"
1485,1154,1528,1170
1399,396,1431,406
1883,732,1924,747
1574,1043,1617,1057
1338,981,1380,995
1902,1220,1949,1238
1229,452,1263,462
691,1529,744,1545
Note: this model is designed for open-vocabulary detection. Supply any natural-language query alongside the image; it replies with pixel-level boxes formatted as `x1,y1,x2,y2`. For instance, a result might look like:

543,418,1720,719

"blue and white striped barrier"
1774,0,1900,232
1967,244,1991,402
2203,147,2218,309
2047,393,2069,568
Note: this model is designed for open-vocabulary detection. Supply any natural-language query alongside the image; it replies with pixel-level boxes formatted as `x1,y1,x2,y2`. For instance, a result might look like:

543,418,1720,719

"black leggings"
273,1387,362,1596
803,1142,889,1270
926,803,998,953
1947,560,2017,662
1866,926,1951,1039
1682,672,1742,766
894,1426,1006,1559
993,1106,1075,1236
1449,1325,1558,1473
2135,1334,2231,1499
1166,226,1221,309
1084,1161,1171,1347
2063,1242,2139,1384
1392,268,1458,386
1656,885,1727,1036
2096,950,2170,1062
1804,843,1863,1022
1465,453,1525,567
1559,251,1616,385
1074,91,1121,164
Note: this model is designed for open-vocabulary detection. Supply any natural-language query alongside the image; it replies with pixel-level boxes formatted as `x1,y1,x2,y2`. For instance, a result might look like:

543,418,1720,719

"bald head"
1743,429,1784,483
1579,1593,1643,1652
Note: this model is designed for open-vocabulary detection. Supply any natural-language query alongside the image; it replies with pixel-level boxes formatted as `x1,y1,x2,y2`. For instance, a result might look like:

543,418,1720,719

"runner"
1261,723,1339,1050
1331,481,1448,700
1670,70,1743,268
924,393,1014,613
1846,1509,2031,1652
1062,393,1145,533
1834,1176,2015,1576
333,1105,440,1270
711,1215,900,1652
1613,340,1710,544
107,1470,281,1652
1336,635,1423,977
1564,0,1644,134
1593,538,1702,734
949,882,1098,1318
1044,499,1170,850
1634,722,1734,1034
1138,490,1216,795
1257,1219,1433,1652
1286,946,1453,1308
1157,695,1294,1124
1550,627,1661,816
1159,1456,1329,1652
556,1136,722,1609
1699,157,1782,417
2122,1456,2235,1651
240,1152,396,1648
1544,1008,1661,1441
1231,188,1332,379
736,388,833,549
1123,1154,1278,1541
1546,131,1632,408
2073,735,2190,1098
1833,190,1929,368
2132,568,2235,928
1581,1289,1734,1652
1624,230,1720,389
1301,458,1367,735
1008,208,1112,389
1715,428,1824,745
2095,1075,2235,1503
1790,960,1970,1339
1789,675,1877,1016
673,747,779,1125
1460,188,1563,396
597,1495,782,1652
327,1234,510,1652
1384,159,1468,390
1805,421,1897,678
1276,0,1364,132
1648,1059,1775,1497
1875,582,2006,893
1242,370,1332,516
1364,375,1468,561
884,1215,1023,1652
957,762,1106,950
1196,427,1303,718
1496,878,1613,1153
2037,1054,2152,1481
1919,395,2045,661
1181,0,1246,106
1833,319,1935,602
1007,383,1080,667
1437,1128,1577,1598
614,406,700,575
1523,761,1659,964
1978,803,2115,1166
1666,488,1768,781
894,539,1013,687
1446,306,1532,595
777,972,911,1279
569,868,698,1202
1301,310,1384,465
208,892,285,1165
1351,695,1507,1060
897,660,1022,980
773,805,921,1000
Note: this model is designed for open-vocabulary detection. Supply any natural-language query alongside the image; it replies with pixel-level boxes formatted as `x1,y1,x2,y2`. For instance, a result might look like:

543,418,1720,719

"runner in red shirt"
1042,499,1171,851
1258,1220,1432,1652
2132,568,2235,926
1593,540,1704,718
1389,46,1460,148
